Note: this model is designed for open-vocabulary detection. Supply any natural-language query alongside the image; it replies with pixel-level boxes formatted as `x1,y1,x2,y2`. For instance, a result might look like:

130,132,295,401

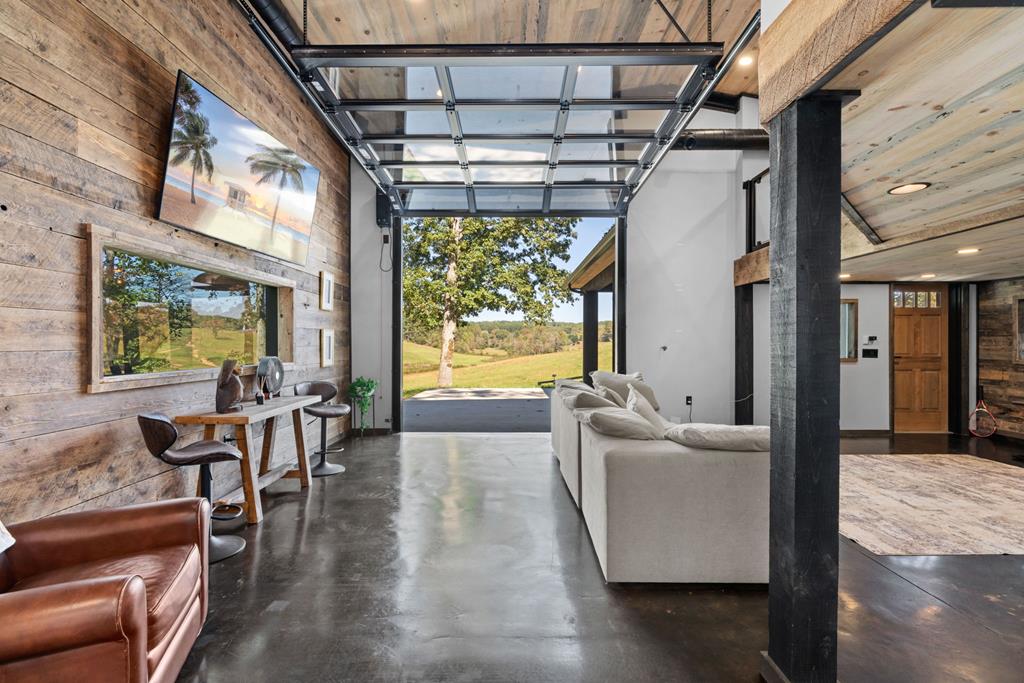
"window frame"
840,298,859,363
87,224,296,393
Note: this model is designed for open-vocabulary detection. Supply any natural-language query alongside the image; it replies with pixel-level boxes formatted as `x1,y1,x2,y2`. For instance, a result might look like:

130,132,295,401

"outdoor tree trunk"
437,217,463,388
189,161,197,204
270,174,285,234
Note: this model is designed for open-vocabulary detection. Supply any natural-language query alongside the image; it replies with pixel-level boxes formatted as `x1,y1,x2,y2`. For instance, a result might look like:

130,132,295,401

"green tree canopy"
402,216,578,386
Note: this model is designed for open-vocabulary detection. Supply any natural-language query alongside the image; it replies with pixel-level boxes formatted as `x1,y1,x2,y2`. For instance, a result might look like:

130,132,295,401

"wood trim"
758,0,920,124
86,223,298,393
734,246,770,286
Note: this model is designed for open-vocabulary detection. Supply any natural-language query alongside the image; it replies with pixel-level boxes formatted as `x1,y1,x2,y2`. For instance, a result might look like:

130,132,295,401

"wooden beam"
734,246,770,286
762,94,843,682
735,285,754,425
582,291,599,386
758,0,920,124
841,193,883,245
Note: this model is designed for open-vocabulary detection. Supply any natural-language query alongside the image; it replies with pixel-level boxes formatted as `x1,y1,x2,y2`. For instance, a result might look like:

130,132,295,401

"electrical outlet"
685,395,693,406
382,233,390,244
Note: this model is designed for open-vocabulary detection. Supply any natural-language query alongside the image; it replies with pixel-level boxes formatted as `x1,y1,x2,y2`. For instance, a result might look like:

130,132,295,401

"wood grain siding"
733,246,769,286
978,279,1024,440
0,0,351,524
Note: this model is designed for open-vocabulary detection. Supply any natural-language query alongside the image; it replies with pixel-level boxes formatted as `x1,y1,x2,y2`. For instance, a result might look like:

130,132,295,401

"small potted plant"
348,376,379,437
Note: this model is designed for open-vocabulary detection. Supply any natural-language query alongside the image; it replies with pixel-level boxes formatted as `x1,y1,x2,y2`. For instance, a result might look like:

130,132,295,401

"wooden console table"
175,395,320,524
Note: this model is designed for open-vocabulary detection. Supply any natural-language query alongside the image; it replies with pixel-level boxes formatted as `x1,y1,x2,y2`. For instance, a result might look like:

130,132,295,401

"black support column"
614,216,627,373
390,215,403,433
762,95,843,683
735,284,754,425
582,290,599,385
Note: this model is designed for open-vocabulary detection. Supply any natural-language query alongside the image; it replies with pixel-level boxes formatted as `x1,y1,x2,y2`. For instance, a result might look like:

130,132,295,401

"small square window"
917,292,929,308
930,291,940,308
893,291,903,308
904,291,917,308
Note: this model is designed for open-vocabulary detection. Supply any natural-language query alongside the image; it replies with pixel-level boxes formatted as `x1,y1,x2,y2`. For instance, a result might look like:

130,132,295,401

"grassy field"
402,341,500,374
403,341,613,397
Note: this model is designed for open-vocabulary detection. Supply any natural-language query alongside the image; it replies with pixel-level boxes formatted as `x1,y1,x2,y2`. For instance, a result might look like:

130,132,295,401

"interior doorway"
892,283,949,433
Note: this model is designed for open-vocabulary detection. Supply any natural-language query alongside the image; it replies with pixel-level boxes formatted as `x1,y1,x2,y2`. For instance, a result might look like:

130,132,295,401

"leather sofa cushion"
11,544,202,651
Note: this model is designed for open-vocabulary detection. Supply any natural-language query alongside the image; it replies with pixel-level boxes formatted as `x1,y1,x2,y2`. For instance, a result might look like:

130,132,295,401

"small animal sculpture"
216,359,244,413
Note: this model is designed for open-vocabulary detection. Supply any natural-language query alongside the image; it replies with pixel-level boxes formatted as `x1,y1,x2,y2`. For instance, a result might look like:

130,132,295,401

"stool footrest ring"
212,502,245,522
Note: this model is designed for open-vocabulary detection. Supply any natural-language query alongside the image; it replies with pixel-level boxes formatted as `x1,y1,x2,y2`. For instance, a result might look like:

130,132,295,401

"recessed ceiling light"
839,273,852,280
957,248,980,255
920,273,937,279
435,89,443,98
888,182,931,195
738,55,754,67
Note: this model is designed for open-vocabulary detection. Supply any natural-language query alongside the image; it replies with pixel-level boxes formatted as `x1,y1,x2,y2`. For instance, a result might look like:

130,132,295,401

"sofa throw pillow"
596,385,626,408
626,384,666,439
573,407,661,440
590,370,660,411
562,390,618,410
555,379,595,394
665,423,770,452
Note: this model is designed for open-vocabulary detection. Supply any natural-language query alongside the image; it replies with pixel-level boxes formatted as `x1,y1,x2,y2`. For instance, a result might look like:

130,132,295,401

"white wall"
349,159,394,429
751,283,892,430
761,0,793,30
626,109,743,424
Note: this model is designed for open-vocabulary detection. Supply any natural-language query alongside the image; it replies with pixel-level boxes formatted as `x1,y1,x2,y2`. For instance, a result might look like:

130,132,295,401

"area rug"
839,453,1024,555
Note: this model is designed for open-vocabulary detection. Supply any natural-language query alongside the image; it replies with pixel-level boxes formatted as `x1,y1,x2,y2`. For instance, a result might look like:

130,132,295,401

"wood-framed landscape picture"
158,71,320,265
320,271,334,311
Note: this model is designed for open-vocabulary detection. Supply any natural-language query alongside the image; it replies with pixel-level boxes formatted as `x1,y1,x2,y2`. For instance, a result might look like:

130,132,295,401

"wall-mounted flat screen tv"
158,71,320,265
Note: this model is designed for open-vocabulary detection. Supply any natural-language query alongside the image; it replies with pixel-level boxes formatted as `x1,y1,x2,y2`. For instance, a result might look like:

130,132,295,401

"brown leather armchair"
0,498,209,683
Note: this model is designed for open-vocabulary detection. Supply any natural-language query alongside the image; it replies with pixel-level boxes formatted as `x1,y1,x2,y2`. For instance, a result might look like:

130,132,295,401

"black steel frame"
241,3,760,218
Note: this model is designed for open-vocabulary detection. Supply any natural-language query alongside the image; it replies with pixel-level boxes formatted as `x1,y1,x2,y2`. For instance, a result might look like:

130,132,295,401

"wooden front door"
892,284,948,432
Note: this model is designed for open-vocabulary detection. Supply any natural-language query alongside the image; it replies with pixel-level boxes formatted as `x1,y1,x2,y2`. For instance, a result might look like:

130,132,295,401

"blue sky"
468,217,616,323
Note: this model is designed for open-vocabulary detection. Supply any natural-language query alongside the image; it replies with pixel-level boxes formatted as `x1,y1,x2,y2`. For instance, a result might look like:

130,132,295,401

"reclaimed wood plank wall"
977,279,1024,439
0,0,351,524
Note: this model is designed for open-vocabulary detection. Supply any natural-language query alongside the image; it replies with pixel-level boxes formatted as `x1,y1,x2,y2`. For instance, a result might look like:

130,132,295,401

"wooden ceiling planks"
831,4,1024,248
841,215,1024,282
280,0,760,95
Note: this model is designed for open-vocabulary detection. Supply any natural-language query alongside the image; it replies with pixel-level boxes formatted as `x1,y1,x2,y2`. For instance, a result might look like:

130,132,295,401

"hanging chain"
706,0,712,42
303,0,309,45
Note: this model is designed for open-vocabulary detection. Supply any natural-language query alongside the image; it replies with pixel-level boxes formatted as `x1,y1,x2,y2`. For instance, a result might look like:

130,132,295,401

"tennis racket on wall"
968,399,997,438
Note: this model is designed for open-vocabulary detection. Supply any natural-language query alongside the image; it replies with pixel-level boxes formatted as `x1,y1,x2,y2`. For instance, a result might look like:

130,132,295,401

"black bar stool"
294,381,351,477
137,413,247,563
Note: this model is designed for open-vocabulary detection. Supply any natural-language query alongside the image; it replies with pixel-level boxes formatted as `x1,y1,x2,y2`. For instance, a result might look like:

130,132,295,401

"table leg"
234,424,263,524
259,416,277,475
291,408,312,488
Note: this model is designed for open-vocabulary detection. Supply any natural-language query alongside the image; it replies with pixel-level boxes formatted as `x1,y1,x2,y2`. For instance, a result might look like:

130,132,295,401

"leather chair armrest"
0,575,148,682
6,498,209,579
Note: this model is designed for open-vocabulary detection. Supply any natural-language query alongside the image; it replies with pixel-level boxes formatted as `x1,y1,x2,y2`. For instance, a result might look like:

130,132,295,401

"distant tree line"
405,320,613,358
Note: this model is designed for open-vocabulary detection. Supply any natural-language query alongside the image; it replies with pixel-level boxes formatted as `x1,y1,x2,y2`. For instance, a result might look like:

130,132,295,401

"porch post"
583,290,599,385
614,216,627,373
762,94,843,683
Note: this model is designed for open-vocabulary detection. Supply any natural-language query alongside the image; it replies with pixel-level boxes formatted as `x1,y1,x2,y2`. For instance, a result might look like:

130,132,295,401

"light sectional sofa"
550,386,769,584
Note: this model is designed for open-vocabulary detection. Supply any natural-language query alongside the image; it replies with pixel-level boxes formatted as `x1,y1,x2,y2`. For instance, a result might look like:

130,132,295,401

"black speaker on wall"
376,190,393,228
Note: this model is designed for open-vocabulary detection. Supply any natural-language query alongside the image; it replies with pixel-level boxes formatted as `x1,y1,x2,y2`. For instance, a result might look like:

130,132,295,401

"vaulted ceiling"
279,0,761,96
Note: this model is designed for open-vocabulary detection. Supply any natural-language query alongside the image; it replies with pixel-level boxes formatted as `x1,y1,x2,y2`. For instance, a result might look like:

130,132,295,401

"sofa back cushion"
573,407,661,440
590,371,660,411
596,385,626,407
626,385,666,439
665,423,770,451
563,390,618,410
555,379,595,393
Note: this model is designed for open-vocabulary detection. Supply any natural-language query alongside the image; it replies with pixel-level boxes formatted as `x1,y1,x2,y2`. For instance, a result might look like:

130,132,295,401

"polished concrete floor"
179,433,1024,682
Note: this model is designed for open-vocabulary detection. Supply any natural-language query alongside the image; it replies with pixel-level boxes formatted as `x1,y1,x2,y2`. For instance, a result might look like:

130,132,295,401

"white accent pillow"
556,379,595,393
562,390,618,410
626,384,665,439
596,385,626,408
665,423,770,452
573,407,661,440
590,370,660,411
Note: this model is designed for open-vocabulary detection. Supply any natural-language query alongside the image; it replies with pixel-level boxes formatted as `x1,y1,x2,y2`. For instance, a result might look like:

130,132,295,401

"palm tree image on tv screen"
158,72,320,265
